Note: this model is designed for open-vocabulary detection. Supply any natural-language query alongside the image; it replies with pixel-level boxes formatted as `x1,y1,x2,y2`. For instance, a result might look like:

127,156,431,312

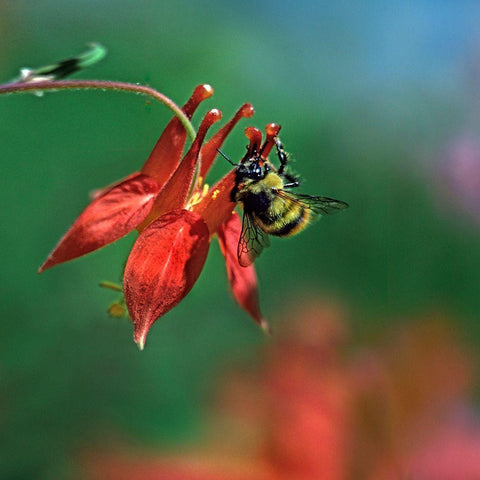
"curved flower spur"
36,84,273,349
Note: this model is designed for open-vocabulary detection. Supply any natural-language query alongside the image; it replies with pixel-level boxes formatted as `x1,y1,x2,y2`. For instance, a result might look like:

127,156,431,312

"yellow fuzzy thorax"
240,171,283,195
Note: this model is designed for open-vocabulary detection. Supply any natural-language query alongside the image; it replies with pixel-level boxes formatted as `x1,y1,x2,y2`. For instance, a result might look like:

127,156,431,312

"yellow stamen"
187,183,210,209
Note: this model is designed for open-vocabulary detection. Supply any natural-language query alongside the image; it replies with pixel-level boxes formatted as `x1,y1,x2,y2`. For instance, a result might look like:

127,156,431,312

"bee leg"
282,171,300,189
274,137,301,188
283,176,300,189
274,137,289,175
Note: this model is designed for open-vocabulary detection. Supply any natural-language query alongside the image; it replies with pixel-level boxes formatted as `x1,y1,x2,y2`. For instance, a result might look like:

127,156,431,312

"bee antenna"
216,148,238,166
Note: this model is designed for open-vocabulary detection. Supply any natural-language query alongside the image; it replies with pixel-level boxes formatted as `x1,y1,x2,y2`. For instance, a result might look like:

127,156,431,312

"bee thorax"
240,190,271,213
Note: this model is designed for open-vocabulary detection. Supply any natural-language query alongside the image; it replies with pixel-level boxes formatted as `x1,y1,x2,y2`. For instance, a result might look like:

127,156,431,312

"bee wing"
238,211,271,267
275,190,348,216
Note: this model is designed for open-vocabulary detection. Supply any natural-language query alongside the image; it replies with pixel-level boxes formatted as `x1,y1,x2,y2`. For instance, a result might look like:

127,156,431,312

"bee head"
236,157,270,182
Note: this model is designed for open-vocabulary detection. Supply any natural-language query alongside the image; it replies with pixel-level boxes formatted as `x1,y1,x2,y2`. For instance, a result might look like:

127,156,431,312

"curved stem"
0,79,196,141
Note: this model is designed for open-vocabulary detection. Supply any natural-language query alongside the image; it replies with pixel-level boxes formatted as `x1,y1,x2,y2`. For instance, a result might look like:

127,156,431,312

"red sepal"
124,209,210,349
39,173,160,273
89,172,141,200
217,212,269,332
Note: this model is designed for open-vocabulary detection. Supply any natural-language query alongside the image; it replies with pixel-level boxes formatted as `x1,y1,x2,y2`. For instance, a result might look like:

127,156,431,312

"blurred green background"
2,1,480,478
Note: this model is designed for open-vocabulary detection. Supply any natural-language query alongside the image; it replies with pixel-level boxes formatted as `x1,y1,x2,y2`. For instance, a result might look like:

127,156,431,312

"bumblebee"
229,135,348,267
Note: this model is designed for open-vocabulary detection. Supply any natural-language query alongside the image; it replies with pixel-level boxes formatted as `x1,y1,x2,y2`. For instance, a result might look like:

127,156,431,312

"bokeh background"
2,1,480,479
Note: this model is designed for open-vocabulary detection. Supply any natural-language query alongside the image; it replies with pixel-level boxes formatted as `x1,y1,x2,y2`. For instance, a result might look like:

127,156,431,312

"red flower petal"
193,171,237,234
89,172,141,200
124,209,210,349
139,109,222,229
199,103,254,180
39,173,160,273
141,84,214,186
218,212,269,332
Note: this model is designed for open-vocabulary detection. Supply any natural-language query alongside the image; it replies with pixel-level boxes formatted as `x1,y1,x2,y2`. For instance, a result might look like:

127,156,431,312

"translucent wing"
237,211,271,267
275,190,348,216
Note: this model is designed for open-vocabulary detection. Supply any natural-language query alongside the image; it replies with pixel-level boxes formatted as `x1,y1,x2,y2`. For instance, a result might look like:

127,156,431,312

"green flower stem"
0,79,196,141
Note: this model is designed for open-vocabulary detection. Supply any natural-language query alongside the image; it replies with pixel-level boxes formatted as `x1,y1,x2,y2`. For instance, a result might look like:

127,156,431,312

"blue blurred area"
2,1,480,479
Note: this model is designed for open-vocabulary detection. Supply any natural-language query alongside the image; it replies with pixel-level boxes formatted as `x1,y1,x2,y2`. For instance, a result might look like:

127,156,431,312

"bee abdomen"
259,207,311,237
255,210,281,226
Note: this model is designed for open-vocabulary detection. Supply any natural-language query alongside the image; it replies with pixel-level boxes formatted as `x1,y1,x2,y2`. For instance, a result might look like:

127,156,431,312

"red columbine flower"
38,84,274,349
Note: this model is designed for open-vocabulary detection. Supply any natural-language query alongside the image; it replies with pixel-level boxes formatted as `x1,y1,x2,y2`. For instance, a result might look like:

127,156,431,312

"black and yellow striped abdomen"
235,171,314,238
235,171,313,237
253,195,312,237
